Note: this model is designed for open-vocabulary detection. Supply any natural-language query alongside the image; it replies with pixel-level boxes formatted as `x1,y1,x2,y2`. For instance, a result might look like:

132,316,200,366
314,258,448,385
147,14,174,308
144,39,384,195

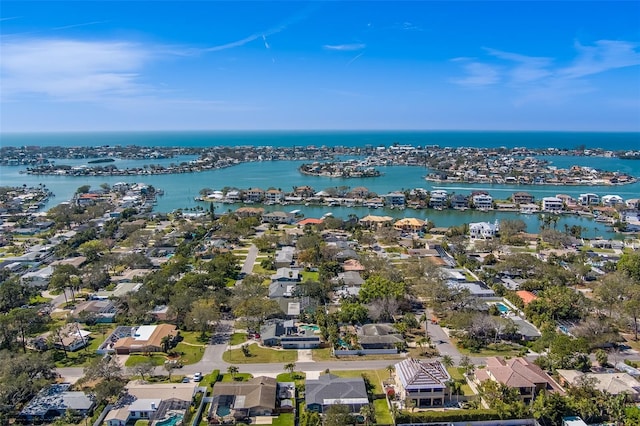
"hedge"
395,409,501,423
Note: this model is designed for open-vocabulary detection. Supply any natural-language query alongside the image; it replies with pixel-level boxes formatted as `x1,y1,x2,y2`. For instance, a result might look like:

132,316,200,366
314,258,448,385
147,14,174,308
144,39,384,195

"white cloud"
452,62,500,87
1,38,151,101
452,39,640,103
323,43,366,51
560,40,640,79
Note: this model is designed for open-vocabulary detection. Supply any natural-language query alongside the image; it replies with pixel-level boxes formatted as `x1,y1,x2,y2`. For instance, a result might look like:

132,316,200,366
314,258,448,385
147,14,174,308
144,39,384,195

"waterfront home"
393,217,426,232
579,193,600,206
512,192,534,205
19,384,95,423
262,211,294,224
542,196,564,212
359,215,393,229
383,191,406,206
601,194,624,206
472,193,493,210
394,358,450,408
305,374,369,414
450,193,469,209
626,198,640,209
469,221,499,239
475,357,562,404
234,206,264,218
429,190,448,209
264,189,284,204
244,188,265,203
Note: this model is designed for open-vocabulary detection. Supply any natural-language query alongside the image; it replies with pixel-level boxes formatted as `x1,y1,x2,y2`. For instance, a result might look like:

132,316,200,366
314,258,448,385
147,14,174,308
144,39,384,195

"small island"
299,160,382,178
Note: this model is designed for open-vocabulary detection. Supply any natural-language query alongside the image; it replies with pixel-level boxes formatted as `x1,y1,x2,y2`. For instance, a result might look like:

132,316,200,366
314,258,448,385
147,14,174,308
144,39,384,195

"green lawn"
312,347,404,362
219,373,252,382
29,294,52,304
323,369,388,394
126,354,167,367
174,342,206,365
222,344,297,364
451,338,523,357
179,330,209,345
252,264,275,275
447,367,474,396
271,413,294,426
373,399,393,425
53,332,110,367
300,270,319,282
229,333,247,345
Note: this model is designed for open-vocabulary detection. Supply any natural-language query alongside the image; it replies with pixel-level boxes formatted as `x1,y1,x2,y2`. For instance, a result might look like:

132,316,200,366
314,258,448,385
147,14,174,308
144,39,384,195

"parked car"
193,372,203,382
182,377,190,383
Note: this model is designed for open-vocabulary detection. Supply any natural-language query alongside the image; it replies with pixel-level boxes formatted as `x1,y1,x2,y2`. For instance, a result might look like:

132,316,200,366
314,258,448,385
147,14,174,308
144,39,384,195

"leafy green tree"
532,391,570,426
618,252,640,280
185,298,220,339
359,275,405,303
324,404,354,426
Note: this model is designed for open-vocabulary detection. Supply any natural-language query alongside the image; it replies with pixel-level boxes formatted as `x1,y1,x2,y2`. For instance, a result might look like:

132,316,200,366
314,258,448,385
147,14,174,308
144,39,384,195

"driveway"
240,244,259,275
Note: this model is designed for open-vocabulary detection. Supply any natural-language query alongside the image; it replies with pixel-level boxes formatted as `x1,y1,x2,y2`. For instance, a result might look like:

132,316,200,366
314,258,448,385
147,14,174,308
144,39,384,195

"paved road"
240,244,258,275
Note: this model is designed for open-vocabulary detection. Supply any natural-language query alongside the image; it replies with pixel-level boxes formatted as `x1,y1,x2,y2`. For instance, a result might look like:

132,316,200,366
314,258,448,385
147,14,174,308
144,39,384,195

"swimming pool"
495,303,510,313
155,413,183,426
300,324,320,332
215,405,231,417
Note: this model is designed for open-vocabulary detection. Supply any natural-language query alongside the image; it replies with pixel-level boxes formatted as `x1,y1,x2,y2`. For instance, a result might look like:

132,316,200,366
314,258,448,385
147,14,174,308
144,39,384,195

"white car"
193,372,203,382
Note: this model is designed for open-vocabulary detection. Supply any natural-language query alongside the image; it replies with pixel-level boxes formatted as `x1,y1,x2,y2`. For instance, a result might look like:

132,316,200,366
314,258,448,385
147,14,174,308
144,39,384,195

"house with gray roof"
305,374,369,414
269,281,298,299
260,320,320,349
331,271,365,286
209,376,277,419
274,246,296,268
270,268,301,282
394,358,450,408
19,383,95,422
358,324,404,349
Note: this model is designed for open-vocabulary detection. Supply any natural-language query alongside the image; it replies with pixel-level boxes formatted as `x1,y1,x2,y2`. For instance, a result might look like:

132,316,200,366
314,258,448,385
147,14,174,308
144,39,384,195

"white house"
579,193,600,206
601,195,624,207
472,194,493,210
469,221,499,239
542,197,564,212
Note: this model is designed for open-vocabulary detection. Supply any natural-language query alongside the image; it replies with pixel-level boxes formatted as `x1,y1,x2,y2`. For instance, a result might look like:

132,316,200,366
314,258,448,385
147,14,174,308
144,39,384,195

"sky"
1,1,639,132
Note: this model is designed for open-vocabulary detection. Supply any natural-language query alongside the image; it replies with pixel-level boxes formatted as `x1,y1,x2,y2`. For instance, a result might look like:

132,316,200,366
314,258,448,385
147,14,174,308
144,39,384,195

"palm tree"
359,404,375,426
227,365,239,380
441,354,454,369
386,365,395,379
419,312,429,339
284,362,296,376
161,335,172,353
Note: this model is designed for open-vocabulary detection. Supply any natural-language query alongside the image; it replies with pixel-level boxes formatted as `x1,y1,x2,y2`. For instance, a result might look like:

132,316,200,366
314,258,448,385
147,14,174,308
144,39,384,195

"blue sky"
1,1,639,132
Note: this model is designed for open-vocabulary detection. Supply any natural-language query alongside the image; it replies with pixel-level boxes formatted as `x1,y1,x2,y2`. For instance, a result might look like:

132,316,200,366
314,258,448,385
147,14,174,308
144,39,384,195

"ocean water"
2,131,640,238
2,130,640,150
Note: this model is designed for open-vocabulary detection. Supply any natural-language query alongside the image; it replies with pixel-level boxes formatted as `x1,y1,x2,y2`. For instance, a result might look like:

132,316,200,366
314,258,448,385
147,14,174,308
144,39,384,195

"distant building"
512,192,534,205
578,193,600,206
472,194,493,210
542,196,564,212
383,191,406,206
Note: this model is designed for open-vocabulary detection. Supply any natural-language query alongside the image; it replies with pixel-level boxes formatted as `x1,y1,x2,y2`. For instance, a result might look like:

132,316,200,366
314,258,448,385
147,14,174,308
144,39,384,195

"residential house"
274,246,296,268
331,271,365,287
113,324,177,355
359,215,393,229
342,259,365,271
105,382,197,426
19,384,95,423
512,192,534,205
393,218,426,232
305,374,369,413
234,207,264,218
394,358,450,408
209,376,277,419
20,265,54,288
516,290,538,306
271,268,301,282
450,194,469,209
601,194,624,207
468,221,499,239
579,193,600,206
475,357,562,404
556,370,640,402
472,194,493,210
383,192,406,207
264,189,284,204
542,196,564,212
429,190,448,209
71,299,117,323
358,324,404,349
262,211,294,224
244,188,265,203
269,281,297,299
260,320,320,349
